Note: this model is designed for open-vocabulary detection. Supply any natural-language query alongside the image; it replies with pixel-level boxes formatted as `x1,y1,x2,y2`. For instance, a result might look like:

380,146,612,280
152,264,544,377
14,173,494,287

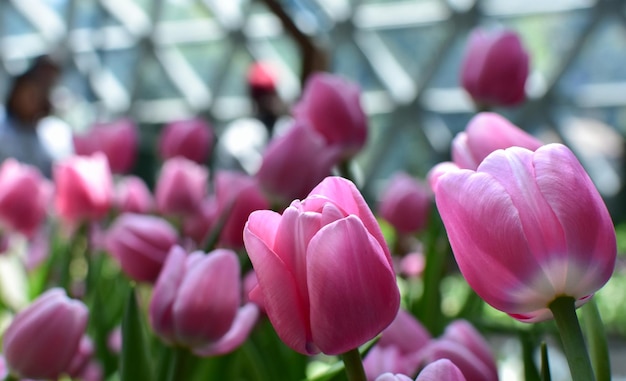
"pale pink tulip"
53,153,113,225
0,159,51,238
460,27,529,107
293,73,367,158
416,359,467,381
106,213,178,283
159,118,214,164
244,176,399,355
155,157,208,217
435,144,616,322
114,176,154,214
3,288,88,379
149,246,259,355
378,172,431,234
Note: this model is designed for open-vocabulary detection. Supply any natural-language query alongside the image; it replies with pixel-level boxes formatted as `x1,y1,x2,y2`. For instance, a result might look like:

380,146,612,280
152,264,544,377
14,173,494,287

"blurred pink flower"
378,172,431,234
155,157,208,217
114,175,154,214
159,118,214,164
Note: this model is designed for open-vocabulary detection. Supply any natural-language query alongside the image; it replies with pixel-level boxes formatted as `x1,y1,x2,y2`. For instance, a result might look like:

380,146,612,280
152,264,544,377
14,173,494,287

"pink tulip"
159,118,214,164
114,176,154,214
182,197,218,247
73,118,138,174
213,171,269,249
378,172,431,234
244,176,399,355
3,288,88,379
452,113,542,170
293,73,368,158
53,153,113,225
415,359,467,381
460,27,529,107
155,157,208,217
442,320,498,378
435,144,616,322
419,340,495,381
0,159,51,238
149,246,259,355
106,213,179,283
364,308,431,380
66,335,94,378
256,122,340,204
375,373,413,381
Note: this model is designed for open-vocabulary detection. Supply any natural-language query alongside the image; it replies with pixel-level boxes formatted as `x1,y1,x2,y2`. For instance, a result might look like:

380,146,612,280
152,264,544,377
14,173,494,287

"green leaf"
540,342,551,381
120,288,154,381
581,298,610,381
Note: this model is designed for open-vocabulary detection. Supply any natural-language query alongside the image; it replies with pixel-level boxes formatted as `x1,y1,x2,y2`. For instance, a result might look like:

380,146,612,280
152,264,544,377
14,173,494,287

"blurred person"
0,56,73,178
214,62,291,174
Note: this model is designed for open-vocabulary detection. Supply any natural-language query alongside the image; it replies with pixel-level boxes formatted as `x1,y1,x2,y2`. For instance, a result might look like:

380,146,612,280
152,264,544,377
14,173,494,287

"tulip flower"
0,159,51,238
66,335,95,378
451,113,542,170
53,153,113,226
114,175,154,214
213,170,269,249
159,117,214,164
434,144,616,322
376,359,467,381
293,73,368,158
149,246,259,356
182,197,218,247
244,176,400,355
378,172,431,235
106,213,178,283
73,118,138,174
460,27,529,108
155,157,208,217
3,288,88,380
256,122,340,205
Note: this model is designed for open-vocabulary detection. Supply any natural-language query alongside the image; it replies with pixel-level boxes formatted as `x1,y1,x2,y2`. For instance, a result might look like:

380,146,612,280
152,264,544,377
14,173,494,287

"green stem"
540,342,551,381
581,298,611,381
341,348,366,381
166,346,186,381
336,160,357,185
3,374,19,381
548,296,595,381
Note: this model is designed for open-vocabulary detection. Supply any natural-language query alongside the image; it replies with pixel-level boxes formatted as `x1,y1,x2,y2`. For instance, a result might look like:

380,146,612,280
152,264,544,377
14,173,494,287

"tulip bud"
293,73,368,158
182,197,218,247
378,172,431,235
53,153,113,226
3,288,88,379
159,118,214,164
66,335,95,378
106,213,179,283
244,176,400,355
114,175,154,214
415,359,467,381
155,157,208,217
435,144,616,322
149,246,259,355
460,27,529,108
0,159,51,238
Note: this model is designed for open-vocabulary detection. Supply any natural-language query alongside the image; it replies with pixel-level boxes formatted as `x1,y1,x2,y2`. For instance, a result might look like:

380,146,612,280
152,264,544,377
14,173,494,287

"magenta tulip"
182,197,218,247
416,359,467,381
256,122,340,204
3,288,88,379
155,157,208,217
244,176,399,355
66,335,94,378
435,144,616,322
452,113,542,170
114,175,154,214
293,73,368,158
149,246,259,356
54,153,113,226
159,118,214,164
106,213,179,283
0,159,51,238
213,170,269,249
378,172,431,234
460,27,529,107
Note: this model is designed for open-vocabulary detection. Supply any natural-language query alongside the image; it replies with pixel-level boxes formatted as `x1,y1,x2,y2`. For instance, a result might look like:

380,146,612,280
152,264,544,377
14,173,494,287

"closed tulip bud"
106,213,179,283
54,153,113,226
3,288,88,380
378,172,431,234
415,359,467,381
244,176,400,355
66,335,94,378
74,118,138,174
182,197,218,247
214,171,269,249
452,113,542,170
375,372,413,381
419,340,495,381
155,157,208,217
441,320,497,379
435,144,616,322
159,118,214,164
460,27,529,108
115,176,154,214
256,122,341,205
293,73,368,158
149,246,259,355
0,159,51,238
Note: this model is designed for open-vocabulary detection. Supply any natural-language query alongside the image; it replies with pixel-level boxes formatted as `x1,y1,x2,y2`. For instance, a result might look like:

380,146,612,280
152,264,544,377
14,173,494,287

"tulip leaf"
540,342,551,381
581,298,610,381
120,288,154,381
520,329,540,381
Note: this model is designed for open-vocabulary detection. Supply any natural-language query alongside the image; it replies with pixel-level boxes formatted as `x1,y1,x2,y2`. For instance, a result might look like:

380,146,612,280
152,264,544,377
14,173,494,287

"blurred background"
2,0,626,217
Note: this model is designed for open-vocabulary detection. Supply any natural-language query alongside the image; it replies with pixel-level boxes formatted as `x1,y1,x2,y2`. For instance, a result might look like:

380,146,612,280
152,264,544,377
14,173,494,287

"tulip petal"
307,216,399,355
416,359,467,381
419,340,495,381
